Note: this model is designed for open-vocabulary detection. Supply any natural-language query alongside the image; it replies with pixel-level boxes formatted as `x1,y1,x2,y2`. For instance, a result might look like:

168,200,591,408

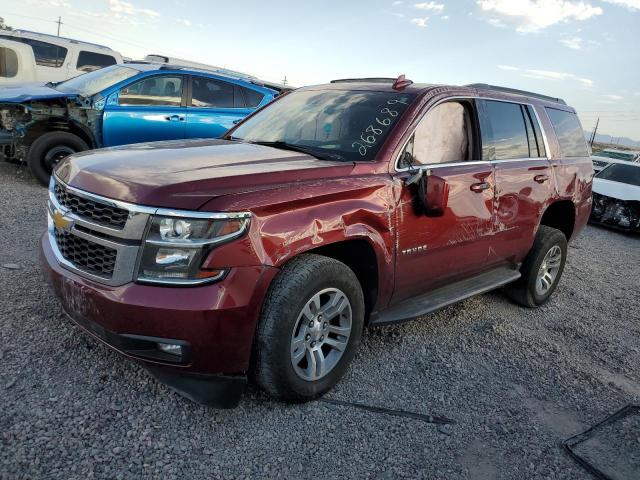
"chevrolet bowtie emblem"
52,209,73,231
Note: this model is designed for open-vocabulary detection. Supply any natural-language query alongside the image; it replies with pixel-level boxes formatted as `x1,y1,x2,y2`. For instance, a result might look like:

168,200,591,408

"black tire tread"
27,131,88,186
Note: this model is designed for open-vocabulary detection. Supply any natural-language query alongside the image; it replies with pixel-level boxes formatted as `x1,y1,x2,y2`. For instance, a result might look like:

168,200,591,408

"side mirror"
419,172,448,217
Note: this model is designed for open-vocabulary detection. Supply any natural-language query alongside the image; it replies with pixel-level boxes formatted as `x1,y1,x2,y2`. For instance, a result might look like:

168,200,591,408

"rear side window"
481,100,530,160
0,36,68,67
76,51,117,72
546,108,589,157
0,47,18,78
191,77,234,108
118,76,183,107
238,86,265,108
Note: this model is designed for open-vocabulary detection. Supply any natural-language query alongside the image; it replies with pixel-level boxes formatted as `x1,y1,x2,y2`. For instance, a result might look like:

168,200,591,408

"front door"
392,99,496,304
185,76,252,139
102,74,186,146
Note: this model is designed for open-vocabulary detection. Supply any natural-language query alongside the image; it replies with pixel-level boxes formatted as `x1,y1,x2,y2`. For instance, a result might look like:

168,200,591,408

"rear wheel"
506,225,567,308
27,132,88,186
254,254,364,401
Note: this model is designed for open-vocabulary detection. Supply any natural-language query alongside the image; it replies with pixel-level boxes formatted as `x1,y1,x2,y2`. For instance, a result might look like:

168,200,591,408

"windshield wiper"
250,141,347,162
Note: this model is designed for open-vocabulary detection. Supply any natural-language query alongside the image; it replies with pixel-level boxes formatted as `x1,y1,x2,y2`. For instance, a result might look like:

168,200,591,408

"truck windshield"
596,163,640,186
54,65,139,96
230,89,416,162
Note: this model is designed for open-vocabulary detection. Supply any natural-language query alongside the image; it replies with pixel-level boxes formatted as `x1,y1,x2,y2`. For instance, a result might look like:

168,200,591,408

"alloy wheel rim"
535,245,562,296
44,146,76,171
290,287,352,382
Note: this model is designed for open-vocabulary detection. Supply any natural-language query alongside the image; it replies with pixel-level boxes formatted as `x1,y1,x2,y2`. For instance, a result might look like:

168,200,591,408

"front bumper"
40,233,278,407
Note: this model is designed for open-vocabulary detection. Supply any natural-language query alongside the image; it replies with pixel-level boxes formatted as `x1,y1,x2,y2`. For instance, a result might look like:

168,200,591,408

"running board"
369,266,521,326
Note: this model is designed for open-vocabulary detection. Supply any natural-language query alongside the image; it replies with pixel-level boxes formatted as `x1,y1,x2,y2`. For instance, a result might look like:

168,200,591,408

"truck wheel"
506,225,567,308
254,254,365,401
27,132,88,187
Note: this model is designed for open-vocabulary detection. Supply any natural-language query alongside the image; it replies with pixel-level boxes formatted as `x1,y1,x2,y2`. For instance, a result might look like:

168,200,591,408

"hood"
56,139,354,210
0,83,77,103
593,178,640,202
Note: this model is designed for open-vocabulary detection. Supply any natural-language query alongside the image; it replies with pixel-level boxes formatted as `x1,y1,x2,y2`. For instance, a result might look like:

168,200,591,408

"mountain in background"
584,131,640,149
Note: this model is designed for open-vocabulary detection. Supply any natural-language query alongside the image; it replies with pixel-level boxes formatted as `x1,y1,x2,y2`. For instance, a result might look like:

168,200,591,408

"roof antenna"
393,74,413,90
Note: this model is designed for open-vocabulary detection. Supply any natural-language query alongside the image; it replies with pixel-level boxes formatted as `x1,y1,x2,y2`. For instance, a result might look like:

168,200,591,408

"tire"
505,225,568,308
254,254,365,402
27,132,88,187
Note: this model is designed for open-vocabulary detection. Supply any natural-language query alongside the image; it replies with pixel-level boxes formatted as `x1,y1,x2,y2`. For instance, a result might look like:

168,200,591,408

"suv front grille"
54,228,117,278
54,183,129,229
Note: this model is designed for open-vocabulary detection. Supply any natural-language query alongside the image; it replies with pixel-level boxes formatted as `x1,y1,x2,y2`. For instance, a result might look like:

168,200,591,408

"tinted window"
595,150,635,161
119,76,183,107
596,164,640,186
239,86,265,108
525,105,546,158
232,90,415,162
483,100,530,160
191,77,234,108
0,36,67,67
0,47,18,78
546,108,589,157
76,51,117,72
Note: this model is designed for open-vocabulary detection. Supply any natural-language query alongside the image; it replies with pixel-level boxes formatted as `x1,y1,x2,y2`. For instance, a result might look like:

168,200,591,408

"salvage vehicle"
591,148,640,172
0,29,123,82
0,63,286,185
40,77,593,408
590,159,640,232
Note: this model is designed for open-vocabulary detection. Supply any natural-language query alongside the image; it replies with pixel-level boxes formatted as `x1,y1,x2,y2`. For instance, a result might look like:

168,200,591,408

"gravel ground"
1,161,639,480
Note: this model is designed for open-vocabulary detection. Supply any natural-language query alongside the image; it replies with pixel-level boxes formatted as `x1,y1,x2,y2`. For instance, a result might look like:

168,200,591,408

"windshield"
230,89,416,161
54,65,139,96
594,150,635,161
596,163,640,186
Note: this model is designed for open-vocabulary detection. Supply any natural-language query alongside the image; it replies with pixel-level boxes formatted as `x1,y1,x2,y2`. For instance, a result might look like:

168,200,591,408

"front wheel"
254,254,364,401
506,225,567,308
27,131,88,186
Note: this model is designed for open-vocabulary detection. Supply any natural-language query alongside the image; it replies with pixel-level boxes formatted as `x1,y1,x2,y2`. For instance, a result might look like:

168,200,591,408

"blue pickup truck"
0,63,287,185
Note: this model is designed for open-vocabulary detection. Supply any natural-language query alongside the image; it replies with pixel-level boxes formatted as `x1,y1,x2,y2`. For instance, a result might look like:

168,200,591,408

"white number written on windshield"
352,99,408,157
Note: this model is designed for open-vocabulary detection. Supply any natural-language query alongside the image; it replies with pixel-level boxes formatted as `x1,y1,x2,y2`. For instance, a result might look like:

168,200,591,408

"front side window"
0,36,68,67
482,100,530,160
0,47,18,78
238,86,265,108
119,75,183,107
231,89,416,162
546,108,589,158
596,164,640,186
76,51,117,72
399,101,474,167
190,77,234,108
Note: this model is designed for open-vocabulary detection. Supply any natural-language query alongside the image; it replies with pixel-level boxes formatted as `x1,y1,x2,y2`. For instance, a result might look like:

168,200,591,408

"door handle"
166,115,184,122
470,182,491,193
534,174,549,183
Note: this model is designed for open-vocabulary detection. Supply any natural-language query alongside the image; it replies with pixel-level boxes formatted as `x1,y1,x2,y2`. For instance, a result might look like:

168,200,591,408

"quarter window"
191,77,234,108
482,100,530,160
0,47,18,78
118,76,183,107
76,51,117,72
238,86,265,108
546,108,589,158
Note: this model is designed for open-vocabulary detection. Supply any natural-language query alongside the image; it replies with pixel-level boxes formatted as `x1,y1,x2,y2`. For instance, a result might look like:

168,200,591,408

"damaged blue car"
0,63,287,185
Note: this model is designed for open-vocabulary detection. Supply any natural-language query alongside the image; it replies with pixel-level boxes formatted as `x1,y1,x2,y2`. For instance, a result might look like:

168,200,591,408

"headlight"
136,211,250,285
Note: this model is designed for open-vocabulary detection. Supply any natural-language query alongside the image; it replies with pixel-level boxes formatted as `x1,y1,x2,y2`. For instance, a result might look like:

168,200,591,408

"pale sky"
2,0,639,140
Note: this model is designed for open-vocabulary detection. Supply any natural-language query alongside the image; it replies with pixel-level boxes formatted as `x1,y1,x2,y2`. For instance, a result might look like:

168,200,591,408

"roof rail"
330,78,397,84
467,83,567,105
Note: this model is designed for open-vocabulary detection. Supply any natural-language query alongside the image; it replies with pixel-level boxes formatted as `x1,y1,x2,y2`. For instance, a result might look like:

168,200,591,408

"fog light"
157,343,183,356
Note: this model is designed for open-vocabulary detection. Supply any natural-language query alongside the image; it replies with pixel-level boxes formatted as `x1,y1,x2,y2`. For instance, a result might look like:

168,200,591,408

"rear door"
477,99,553,267
185,76,252,139
102,74,187,146
392,99,496,304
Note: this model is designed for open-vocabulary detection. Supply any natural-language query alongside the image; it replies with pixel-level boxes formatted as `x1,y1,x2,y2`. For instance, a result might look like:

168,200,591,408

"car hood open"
56,139,354,210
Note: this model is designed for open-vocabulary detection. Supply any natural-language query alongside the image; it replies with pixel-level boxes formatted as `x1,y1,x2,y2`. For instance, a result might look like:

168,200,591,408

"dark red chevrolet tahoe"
41,78,593,407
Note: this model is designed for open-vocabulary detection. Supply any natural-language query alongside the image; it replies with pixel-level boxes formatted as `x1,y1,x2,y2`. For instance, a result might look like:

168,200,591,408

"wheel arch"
539,200,576,241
